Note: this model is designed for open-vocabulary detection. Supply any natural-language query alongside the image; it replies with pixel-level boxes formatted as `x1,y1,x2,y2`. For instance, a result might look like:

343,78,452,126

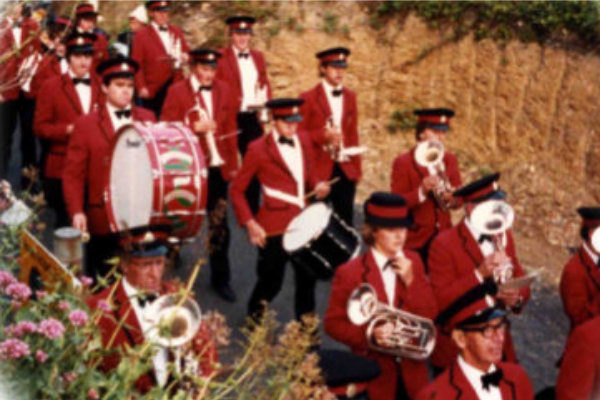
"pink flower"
87,388,99,399
5,321,37,337
38,318,65,339
35,350,48,363
97,300,111,313
35,290,47,299
81,276,93,287
58,300,70,311
0,270,16,287
68,309,88,327
0,339,30,360
5,282,32,301
63,372,77,383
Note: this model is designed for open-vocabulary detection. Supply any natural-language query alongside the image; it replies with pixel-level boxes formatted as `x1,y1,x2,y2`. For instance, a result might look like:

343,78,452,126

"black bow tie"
481,369,503,390
73,78,91,86
478,234,493,244
13,22,21,29
332,89,343,97
199,85,212,92
136,293,158,308
158,26,168,32
383,259,396,271
278,136,295,147
115,109,132,119
238,52,250,59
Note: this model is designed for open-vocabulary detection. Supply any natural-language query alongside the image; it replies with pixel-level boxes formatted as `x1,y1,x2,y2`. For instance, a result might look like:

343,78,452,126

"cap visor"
282,114,303,123
423,123,449,132
130,245,168,258
365,215,413,228
232,28,252,34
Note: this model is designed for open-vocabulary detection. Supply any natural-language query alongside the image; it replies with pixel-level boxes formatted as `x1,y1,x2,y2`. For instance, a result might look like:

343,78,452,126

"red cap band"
66,36,94,48
55,17,72,27
148,1,169,10
417,115,451,126
272,106,300,118
76,4,96,15
101,62,136,78
229,21,253,30
366,203,409,220
462,184,497,202
582,219,600,228
319,53,347,63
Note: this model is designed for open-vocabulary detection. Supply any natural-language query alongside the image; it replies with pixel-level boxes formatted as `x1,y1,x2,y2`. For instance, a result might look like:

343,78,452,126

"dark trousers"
327,163,357,226
42,178,70,228
236,111,262,215
141,79,172,120
0,94,38,183
395,373,410,400
248,236,317,320
85,233,120,283
207,167,231,287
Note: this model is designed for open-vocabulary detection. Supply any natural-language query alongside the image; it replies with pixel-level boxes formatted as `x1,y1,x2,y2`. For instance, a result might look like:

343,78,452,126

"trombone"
414,139,454,210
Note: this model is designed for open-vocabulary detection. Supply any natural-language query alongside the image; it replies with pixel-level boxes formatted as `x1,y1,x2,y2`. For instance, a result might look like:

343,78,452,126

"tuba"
347,283,436,360
185,103,225,167
414,139,453,210
469,199,515,284
144,293,202,376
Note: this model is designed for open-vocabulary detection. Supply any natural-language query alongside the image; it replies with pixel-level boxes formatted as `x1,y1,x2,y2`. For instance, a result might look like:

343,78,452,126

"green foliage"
322,11,340,34
387,109,418,134
210,1,278,22
369,1,600,49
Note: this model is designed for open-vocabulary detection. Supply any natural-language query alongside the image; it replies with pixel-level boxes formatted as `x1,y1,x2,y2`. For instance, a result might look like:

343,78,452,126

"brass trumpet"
324,117,348,162
346,283,436,360
470,199,515,285
414,139,453,210
184,103,225,167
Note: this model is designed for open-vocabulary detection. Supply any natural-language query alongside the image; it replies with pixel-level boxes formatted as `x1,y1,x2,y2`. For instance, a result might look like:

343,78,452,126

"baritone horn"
470,199,515,284
347,283,436,360
414,139,453,210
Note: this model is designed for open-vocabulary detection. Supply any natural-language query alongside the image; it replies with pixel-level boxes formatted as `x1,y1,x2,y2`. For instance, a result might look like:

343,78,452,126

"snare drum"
106,122,207,238
283,202,360,280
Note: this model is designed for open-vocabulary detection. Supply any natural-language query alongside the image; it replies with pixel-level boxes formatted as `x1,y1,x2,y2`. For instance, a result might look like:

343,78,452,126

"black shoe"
212,283,237,302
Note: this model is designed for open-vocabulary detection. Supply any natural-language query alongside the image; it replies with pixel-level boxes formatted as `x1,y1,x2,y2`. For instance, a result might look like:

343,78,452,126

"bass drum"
105,122,207,239
283,202,360,280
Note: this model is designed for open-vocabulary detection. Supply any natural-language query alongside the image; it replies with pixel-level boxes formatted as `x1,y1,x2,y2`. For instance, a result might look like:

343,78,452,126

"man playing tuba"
324,192,438,400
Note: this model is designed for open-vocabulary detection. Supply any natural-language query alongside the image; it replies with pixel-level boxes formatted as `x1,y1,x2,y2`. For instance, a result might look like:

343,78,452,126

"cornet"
184,103,225,167
324,117,348,162
414,139,454,211
469,199,515,285
346,283,436,360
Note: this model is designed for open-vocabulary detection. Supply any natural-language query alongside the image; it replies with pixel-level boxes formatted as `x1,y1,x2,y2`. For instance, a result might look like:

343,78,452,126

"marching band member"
299,47,361,226
417,295,534,399
117,5,149,57
324,192,438,400
34,32,101,228
391,108,462,266
73,3,108,68
0,2,40,180
427,173,530,372
559,207,600,334
216,15,272,215
132,0,189,118
162,47,239,302
230,98,330,320
63,57,155,281
86,225,217,394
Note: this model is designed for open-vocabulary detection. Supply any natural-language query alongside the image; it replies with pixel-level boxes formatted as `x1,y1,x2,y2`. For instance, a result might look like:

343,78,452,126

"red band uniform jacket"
298,83,361,183
559,246,600,333
29,53,65,99
324,250,438,400
416,360,534,400
62,105,155,235
391,147,462,250
0,17,40,100
161,78,239,181
427,221,531,368
556,316,600,400
214,46,271,112
131,23,189,98
86,280,218,394
34,73,102,179
229,131,318,234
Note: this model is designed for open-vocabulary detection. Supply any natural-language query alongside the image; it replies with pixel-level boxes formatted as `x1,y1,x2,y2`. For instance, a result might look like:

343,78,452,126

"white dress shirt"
458,356,503,400
10,18,21,49
190,74,213,119
106,102,132,133
583,241,599,265
68,69,92,114
371,248,397,306
60,58,69,74
152,21,172,56
233,45,259,111
273,129,304,206
322,79,344,129
121,278,169,387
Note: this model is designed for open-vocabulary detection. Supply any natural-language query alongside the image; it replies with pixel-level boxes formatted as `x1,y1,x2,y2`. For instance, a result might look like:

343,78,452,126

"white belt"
262,185,304,209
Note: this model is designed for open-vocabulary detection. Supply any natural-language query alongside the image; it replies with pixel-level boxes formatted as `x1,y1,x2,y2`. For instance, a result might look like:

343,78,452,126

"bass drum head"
283,202,332,253
108,126,154,231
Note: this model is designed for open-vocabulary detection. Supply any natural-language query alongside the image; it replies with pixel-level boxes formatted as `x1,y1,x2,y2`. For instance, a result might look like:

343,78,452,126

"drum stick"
217,130,242,140
304,177,340,199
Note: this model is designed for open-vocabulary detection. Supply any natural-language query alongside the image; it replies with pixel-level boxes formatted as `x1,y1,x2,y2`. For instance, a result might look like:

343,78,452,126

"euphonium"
185,103,225,167
414,139,453,210
469,199,515,284
346,283,436,360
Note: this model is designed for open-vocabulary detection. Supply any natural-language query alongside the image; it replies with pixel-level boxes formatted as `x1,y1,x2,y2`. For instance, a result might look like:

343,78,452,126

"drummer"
63,57,156,281
230,98,331,321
